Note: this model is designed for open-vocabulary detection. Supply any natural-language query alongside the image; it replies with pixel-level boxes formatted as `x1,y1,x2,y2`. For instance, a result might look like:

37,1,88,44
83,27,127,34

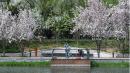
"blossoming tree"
73,0,112,57
109,0,129,56
0,7,38,56
73,0,129,57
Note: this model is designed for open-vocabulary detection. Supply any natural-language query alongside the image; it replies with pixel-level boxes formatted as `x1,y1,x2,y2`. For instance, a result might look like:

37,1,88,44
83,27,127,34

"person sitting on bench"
78,49,84,57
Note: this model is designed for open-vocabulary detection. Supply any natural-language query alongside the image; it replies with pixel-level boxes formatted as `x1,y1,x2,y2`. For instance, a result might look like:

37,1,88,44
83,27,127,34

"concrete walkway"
42,47,122,58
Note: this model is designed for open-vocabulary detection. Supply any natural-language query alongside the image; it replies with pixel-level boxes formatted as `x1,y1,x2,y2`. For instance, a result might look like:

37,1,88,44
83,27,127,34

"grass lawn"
91,61,129,68
0,62,50,67
29,39,118,50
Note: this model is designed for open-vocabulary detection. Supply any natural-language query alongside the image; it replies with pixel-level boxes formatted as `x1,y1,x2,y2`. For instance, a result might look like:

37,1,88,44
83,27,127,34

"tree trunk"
19,41,25,57
122,39,125,58
2,47,5,56
2,39,6,57
76,33,79,47
118,38,125,58
21,48,24,57
96,39,102,58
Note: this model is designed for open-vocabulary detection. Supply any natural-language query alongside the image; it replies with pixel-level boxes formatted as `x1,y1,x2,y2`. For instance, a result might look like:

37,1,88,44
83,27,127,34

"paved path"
0,47,129,58
42,47,121,58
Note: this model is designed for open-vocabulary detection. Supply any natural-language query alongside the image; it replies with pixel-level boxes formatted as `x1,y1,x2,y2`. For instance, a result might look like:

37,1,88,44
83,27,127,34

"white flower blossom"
0,8,38,43
73,0,129,38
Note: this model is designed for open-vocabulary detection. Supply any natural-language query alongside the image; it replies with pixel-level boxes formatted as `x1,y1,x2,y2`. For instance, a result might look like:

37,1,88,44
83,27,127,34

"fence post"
112,52,114,58
97,49,100,58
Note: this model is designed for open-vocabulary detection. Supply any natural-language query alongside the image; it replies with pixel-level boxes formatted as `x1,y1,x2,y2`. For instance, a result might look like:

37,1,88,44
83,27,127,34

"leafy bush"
0,41,20,53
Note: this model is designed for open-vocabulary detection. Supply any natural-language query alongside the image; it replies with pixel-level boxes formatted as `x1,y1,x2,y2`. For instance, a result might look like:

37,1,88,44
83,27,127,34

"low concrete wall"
51,59,90,66
0,57,129,63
